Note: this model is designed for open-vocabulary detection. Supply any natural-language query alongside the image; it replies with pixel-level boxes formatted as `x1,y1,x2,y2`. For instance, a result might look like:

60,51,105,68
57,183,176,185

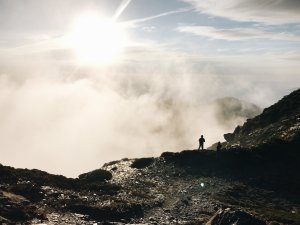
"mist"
0,47,288,177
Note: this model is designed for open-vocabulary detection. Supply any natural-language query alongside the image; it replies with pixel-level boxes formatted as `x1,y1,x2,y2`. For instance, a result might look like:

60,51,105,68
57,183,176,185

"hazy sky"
0,0,299,177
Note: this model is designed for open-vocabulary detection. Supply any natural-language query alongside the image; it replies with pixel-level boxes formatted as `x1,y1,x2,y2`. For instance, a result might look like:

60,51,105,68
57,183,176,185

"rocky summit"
1,89,300,225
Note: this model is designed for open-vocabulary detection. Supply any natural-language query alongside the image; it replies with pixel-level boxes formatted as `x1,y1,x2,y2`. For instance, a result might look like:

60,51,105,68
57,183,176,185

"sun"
69,14,128,64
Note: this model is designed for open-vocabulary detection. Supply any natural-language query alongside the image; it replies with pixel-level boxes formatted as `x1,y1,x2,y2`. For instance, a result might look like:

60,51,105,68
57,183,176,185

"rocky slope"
1,147,300,225
224,89,300,148
1,89,300,225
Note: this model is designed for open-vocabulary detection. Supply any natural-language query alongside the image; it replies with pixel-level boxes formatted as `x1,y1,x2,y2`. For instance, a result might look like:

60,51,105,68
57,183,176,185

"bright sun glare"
69,14,127,64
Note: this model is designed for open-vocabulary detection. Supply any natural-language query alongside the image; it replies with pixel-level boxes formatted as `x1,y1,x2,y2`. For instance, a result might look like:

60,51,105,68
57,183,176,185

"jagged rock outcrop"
78,169,112,182
206,208,266,225
130,157,154,169
224,88,300,148
0,190,43,223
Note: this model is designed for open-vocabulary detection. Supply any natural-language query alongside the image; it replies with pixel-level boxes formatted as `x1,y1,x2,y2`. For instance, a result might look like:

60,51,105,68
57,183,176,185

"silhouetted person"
198,135,205,150
217,142,222,152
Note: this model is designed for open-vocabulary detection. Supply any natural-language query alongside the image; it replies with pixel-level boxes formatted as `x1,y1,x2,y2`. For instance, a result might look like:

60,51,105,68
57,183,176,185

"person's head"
201,135,203,137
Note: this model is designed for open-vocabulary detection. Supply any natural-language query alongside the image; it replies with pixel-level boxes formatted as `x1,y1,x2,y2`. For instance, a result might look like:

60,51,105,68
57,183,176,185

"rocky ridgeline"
1,89,300,224
224,89,300,148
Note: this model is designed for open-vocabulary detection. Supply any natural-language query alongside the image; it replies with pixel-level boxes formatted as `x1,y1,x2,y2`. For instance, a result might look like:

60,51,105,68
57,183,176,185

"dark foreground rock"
0,190,45,223
2,150,300,224
78,169,112,182
130,157,155,169
206,208,266,225
68,202,143,221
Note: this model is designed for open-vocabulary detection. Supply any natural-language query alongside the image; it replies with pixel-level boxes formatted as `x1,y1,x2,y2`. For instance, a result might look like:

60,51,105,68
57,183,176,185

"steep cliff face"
224,89,300,148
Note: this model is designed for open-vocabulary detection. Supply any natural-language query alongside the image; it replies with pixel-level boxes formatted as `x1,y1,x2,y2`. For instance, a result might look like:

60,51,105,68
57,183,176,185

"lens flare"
69,14,128,64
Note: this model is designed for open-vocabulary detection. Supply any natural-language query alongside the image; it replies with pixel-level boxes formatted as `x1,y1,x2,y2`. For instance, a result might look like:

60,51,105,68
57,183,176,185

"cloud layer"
183,0,300,24
0,47,283,177
177,26,300,41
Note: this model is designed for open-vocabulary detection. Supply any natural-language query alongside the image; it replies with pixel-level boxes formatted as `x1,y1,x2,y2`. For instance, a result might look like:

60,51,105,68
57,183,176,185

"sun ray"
113,0,132,21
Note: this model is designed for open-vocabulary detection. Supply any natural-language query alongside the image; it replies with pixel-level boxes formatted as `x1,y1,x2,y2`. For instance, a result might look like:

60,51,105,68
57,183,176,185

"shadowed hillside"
224,89,300,148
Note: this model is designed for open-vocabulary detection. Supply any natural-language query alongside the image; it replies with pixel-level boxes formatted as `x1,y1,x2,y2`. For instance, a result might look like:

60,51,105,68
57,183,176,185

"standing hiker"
217,141,222,152
198,135,205,150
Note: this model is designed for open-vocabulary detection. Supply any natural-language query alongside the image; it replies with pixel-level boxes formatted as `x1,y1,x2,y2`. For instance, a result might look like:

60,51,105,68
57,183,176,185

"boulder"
68,203,143,221
10,182,43,202
131,157,154,169
206,208,266,225
0,216,10,223
0,191,41,222
78,169,112,182
224,133,235,142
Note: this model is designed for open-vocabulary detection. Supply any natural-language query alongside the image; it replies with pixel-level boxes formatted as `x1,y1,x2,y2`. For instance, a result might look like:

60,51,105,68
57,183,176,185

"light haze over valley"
0,0,300,177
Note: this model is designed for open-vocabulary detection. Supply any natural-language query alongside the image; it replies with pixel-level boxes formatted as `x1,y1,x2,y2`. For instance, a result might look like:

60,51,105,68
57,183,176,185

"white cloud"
183,0,300,24
122,7,192,28
0,54,225,177
177,25,300,41
142,26,156,32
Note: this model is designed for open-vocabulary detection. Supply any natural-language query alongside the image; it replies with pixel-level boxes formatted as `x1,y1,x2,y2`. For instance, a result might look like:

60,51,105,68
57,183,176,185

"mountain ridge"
224,88,300,148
